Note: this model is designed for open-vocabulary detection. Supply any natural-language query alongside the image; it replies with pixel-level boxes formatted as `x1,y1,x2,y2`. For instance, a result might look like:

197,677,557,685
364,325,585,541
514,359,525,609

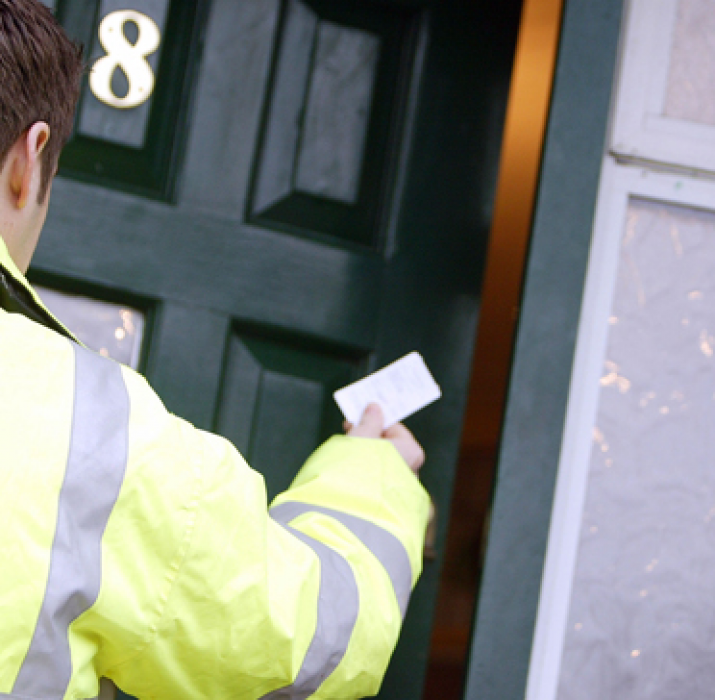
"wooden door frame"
462,0,626,698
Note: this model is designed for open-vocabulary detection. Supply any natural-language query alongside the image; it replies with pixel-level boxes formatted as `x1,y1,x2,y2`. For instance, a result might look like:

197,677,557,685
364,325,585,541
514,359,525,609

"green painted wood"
294,21,380,204
248,0,414,248
179,0,280,219
76,0,171,148
34,0,521,697
37,179,383,348
57,0,207,199
373,0,523,694
463,1,626,698
215,330,361,499
143,302,229,430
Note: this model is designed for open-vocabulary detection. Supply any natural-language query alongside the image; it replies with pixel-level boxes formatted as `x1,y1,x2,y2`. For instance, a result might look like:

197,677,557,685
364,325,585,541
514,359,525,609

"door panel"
144,302,229,427
35,0,521,696
180,0,279,218
248,0,413,247
216,331,360,496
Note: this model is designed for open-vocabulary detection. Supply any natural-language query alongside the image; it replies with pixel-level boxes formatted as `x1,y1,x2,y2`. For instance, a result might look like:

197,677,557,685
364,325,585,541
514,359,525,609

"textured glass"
557,199,715,699
36,287,144,369
295,22,380,203
664,0,715,126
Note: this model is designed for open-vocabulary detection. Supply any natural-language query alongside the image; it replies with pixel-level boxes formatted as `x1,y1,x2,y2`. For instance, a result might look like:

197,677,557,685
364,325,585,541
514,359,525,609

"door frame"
463,0,626,697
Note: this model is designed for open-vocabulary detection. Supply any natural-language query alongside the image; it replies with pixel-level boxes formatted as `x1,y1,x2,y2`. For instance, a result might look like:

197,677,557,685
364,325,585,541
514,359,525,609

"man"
0,1,430,698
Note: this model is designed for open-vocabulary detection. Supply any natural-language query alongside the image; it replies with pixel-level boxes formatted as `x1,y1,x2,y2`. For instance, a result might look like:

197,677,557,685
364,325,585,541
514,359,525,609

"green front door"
34,0,519,697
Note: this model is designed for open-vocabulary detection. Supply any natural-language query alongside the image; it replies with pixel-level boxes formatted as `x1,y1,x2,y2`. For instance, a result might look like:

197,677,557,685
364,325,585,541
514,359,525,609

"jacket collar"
0,237,78,342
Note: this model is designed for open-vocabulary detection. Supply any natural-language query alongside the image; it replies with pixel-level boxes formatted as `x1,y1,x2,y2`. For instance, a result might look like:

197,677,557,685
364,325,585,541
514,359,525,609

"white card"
334,352,441,428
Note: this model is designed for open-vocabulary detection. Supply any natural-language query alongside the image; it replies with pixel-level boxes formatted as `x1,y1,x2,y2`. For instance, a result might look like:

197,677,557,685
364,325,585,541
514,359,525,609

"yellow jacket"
0,240,430,699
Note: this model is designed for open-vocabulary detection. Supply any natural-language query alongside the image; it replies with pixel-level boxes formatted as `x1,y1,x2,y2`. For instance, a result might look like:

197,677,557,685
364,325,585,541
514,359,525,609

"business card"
334,352,441,428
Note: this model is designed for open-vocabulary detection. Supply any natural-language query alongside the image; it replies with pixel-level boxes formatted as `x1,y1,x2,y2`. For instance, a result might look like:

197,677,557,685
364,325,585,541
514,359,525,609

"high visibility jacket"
0,239,430,700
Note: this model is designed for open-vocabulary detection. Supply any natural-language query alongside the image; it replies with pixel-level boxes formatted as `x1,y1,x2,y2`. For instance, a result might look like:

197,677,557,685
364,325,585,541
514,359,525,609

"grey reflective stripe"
12,344,130,697
261,519,359,700
270,501,413,617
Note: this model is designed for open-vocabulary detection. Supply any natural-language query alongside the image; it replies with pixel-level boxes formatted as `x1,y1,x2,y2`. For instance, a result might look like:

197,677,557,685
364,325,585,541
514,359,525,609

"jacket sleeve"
96,367,430,699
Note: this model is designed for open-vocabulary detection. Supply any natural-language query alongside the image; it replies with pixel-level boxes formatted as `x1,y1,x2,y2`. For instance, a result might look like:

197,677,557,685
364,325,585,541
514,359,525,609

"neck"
0,225,34,274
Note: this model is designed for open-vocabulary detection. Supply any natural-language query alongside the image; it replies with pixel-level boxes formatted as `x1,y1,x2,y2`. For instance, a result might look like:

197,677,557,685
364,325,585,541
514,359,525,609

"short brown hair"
0,0,83,200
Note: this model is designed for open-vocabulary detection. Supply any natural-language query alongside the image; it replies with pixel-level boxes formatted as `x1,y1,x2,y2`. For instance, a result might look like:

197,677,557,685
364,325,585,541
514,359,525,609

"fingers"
346,403,384,439
382,422,412,440
385,422,425,474
345,406,425,474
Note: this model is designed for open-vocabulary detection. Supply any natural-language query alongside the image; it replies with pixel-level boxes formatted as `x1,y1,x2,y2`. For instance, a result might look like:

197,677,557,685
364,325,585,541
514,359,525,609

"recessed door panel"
294,21,380,204
249,0,415,247
179,0,280,218
216,330,360,497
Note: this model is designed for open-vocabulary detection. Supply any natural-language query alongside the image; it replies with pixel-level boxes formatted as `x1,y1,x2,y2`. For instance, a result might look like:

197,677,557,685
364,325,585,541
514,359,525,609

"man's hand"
344,403,425,474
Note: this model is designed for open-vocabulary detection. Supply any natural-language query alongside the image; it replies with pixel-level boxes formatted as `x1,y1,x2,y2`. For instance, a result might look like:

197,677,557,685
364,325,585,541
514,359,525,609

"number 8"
89,10,161,109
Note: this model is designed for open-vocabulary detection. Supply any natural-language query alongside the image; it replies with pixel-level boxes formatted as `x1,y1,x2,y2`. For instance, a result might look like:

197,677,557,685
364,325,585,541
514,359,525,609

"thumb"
347,403,384,438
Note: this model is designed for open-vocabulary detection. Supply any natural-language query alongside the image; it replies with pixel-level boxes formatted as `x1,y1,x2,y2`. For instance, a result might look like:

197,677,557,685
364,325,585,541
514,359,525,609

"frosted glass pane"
557,199,715,699
36,287,144,369
664,0,715,126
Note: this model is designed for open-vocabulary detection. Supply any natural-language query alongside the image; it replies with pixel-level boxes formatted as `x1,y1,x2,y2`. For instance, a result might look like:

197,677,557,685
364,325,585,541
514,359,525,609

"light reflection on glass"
599,362,632,393
35,286,145,369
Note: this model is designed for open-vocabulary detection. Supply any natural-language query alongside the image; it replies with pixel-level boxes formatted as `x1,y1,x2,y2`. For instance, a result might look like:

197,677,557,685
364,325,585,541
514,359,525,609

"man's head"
0,0,83,200
0,0,83,272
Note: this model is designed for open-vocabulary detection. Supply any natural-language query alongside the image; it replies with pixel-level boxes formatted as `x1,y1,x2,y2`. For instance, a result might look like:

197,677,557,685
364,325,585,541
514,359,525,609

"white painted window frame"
610,0,715,173
525,161,715,700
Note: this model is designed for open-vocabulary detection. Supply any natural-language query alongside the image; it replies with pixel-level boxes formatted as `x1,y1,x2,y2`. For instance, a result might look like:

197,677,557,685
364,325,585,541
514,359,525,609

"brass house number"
89,10,161,109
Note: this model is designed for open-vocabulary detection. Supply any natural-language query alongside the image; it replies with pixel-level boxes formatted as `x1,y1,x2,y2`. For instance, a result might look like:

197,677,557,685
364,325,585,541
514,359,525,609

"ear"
10,122,51,210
